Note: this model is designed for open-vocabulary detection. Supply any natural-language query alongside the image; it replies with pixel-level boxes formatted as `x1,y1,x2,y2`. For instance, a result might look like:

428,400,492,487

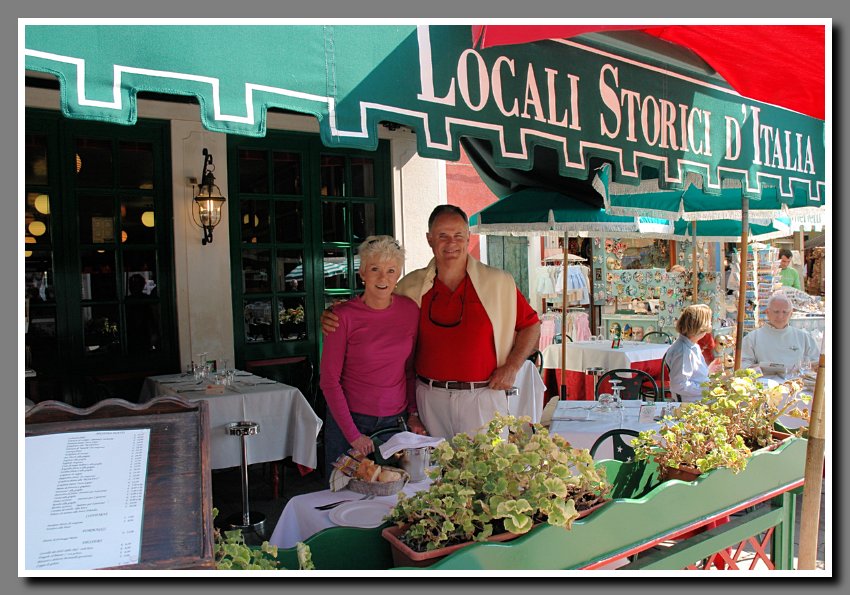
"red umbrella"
472,25,825,120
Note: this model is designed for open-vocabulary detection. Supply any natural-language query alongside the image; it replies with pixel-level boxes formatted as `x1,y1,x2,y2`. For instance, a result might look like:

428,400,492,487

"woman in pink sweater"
320,235,424,474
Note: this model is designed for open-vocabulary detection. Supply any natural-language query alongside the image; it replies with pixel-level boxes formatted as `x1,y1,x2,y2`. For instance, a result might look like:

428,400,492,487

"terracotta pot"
576,497,610,519
382,498,609,568
657,462,703,482
759,430,793,452
382,524,529,568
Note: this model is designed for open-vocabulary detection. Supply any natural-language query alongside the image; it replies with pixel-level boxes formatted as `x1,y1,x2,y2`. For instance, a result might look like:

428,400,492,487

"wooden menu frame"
25,396,216,570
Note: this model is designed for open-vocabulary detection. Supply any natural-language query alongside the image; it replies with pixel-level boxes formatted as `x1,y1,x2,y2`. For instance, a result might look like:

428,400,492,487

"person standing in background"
778,248,802,290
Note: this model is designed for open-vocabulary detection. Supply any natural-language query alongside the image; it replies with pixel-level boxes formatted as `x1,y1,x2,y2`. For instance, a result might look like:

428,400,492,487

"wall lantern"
192,148,226,245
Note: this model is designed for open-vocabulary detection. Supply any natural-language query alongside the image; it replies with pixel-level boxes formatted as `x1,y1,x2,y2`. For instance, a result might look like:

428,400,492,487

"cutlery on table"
314,494,374,510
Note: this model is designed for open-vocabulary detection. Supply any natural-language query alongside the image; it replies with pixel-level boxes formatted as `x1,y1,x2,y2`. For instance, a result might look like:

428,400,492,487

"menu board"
25,429,151,570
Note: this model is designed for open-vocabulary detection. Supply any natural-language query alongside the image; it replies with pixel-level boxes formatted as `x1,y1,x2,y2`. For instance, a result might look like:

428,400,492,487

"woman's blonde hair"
357,235,405,268
676,304,713,337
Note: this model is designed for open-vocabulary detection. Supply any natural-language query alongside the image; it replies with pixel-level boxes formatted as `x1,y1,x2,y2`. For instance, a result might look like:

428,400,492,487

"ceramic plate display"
329,499,395,528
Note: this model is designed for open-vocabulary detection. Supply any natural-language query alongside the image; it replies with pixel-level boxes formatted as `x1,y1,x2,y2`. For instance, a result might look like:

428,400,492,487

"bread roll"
378,469,401,483
354,459,380,481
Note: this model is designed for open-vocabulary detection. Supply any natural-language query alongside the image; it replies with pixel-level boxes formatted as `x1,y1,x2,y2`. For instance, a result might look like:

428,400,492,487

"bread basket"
347,466,409,496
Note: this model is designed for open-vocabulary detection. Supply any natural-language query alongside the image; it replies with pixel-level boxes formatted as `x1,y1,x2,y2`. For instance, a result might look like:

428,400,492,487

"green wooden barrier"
274,437,806,570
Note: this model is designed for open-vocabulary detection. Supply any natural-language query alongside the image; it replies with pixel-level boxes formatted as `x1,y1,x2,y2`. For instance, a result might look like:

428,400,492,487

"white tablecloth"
758,374,817,430
549,400,679,460
268,479,432,549
140,372,322,470
542,340,670,373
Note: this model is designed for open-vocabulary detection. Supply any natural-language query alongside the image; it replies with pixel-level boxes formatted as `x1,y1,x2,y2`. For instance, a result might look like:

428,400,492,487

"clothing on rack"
557,265,590,305
539,311,560,351
563,310,591,342
536,265,558,297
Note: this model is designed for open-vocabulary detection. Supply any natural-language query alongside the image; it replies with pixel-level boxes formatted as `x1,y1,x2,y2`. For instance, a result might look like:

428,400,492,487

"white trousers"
416,380,510,440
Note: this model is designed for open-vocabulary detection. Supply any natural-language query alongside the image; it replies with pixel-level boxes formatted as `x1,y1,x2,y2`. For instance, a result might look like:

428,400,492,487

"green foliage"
632,369,809,477
387,414,612,552
212,508,315,570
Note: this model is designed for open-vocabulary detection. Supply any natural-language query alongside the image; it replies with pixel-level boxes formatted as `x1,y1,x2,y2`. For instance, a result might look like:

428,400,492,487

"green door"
486,235,530,300
227,131,392,416
25,109,178,405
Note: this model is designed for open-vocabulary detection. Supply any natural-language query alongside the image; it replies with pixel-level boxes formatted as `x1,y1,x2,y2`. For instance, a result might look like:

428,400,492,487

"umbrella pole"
798,352,826,569
733,197,749,370
560,232,568,399
692,220,699,304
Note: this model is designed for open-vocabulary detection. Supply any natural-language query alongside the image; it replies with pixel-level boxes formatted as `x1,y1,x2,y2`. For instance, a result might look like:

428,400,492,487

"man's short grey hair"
427,204,469,229
767,291,793,309
357,235,405,266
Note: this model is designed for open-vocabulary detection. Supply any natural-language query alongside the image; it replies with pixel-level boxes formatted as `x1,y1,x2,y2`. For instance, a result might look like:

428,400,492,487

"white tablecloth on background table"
140,372,322,470
758,373,817,430
268,479,432,549
542,340,670,373
549,400,679,460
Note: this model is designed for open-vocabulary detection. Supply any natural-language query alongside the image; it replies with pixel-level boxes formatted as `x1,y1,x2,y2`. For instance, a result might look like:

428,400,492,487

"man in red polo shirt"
323,205,540,439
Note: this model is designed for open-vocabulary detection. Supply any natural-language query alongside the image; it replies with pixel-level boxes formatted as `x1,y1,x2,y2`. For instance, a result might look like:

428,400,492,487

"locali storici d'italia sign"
24,23,824,201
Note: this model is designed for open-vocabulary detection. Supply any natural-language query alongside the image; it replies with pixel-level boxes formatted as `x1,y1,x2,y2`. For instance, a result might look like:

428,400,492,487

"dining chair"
527,350,544,374
552,333,573,344
659,353,682,402
641,330,673,344
589,429,641,462
594,368,658,402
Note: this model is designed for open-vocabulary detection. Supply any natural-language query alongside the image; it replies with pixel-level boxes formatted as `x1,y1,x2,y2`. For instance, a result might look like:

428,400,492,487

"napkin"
378,432,445,459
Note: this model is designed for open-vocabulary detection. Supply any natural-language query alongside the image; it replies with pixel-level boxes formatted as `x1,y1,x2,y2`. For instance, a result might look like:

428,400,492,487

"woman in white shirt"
666,304,721,402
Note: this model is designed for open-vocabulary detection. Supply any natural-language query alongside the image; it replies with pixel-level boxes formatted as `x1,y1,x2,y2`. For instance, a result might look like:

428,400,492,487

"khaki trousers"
416,380,510,440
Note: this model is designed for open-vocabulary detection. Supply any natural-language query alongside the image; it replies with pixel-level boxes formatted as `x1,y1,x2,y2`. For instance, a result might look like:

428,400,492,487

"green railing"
276,437,806,570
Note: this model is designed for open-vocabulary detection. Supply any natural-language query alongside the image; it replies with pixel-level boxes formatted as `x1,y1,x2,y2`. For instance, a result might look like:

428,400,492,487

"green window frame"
228,131,392,373
24,109,178,405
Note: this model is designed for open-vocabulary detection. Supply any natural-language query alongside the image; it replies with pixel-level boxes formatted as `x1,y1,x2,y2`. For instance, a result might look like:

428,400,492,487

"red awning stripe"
472,25,825,120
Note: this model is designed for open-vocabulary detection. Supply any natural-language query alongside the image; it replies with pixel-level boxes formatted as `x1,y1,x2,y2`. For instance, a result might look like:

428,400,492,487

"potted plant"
632,402,751,482
703,368,810,450
382,414,612,567
213,508,314,570
632,369,810,482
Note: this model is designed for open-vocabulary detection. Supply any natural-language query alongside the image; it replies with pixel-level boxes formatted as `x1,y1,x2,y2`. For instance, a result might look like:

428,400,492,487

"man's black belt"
417,375,490,391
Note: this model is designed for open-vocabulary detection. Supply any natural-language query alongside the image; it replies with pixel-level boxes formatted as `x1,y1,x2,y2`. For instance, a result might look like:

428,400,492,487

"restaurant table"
549,400,680,459
140,372,322,470
268,478,432,549
542,340,670,400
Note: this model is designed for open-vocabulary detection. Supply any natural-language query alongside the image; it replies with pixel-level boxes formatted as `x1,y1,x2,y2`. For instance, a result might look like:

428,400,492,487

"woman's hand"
407,413,429,436
351,434,374,455
707,357,724,375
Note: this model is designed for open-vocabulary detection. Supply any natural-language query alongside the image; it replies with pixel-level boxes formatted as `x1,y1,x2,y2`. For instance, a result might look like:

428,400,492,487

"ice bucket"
398,447,430,482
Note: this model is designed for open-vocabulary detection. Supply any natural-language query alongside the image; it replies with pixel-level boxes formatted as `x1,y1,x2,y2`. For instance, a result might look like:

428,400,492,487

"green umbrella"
469,188,673,399
468,188,672,237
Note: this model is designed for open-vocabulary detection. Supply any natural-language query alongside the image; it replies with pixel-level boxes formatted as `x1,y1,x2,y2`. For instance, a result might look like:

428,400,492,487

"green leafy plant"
633,368,810,478
632,402,751,476
213,508,314,570
703,368,810,449
386,413,611,553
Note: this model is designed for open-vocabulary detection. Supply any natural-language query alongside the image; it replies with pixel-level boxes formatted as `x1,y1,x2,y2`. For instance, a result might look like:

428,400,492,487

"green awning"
468,188,672,237
24,23,825,206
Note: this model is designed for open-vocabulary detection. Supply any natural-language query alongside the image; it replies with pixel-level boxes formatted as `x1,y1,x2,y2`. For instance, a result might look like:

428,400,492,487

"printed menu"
25,429,151,570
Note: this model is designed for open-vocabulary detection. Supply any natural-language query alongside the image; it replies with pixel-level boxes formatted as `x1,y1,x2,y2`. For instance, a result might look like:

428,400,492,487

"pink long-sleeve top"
319,295,420,444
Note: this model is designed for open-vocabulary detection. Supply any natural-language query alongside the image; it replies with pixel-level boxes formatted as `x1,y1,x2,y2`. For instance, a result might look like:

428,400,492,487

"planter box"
382,499,610,568
382,524,527,568
275,438,806,570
